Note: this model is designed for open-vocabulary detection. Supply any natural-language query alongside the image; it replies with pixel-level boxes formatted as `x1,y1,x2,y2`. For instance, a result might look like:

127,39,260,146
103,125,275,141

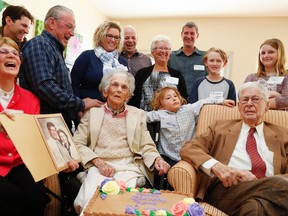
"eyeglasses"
63,23,76,33
239,96,263,104
105,34,121,41
0,48,22,57
154,47,171,51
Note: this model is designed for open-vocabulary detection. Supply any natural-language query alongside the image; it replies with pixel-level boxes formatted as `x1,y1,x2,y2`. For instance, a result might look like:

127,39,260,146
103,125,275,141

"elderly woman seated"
73,69,170,213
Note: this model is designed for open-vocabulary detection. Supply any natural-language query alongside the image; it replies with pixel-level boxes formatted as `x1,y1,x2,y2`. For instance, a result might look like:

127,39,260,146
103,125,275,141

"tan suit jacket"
180,119,288,199
73,105,160,184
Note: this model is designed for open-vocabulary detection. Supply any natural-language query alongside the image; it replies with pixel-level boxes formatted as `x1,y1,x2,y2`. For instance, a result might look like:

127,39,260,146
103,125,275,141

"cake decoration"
96,179,205,216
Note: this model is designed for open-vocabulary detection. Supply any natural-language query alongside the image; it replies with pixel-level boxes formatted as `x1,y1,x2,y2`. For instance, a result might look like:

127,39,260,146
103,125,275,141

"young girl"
244,38,288,110
189,47,236,104
146,86,234,167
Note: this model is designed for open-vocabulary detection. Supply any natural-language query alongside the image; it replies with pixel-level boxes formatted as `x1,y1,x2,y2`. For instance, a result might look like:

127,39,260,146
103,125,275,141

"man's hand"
154,157,170,176
83,98,104,110
237,170,257,182
223,99,235,107
91,158,115,178
211,162,239,187
62,160,79,173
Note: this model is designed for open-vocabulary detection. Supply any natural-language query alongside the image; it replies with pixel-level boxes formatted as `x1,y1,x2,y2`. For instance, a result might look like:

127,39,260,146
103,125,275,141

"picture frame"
36,114,81,170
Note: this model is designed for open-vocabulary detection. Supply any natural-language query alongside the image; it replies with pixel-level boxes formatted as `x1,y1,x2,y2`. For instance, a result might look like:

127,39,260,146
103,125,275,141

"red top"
0,84,40,176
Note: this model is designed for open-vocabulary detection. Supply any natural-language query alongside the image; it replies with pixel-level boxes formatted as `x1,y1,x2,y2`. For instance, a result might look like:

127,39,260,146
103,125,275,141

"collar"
103,102,128,118
174,46,202,56
242,121,264,137
120,50,140,58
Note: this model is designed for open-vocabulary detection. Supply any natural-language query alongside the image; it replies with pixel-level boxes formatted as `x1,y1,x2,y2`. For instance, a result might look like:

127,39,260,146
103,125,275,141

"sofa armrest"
167,160,201,195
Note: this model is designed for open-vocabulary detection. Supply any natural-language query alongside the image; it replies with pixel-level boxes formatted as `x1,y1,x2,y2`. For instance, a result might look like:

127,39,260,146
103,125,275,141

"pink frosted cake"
83,179,204,216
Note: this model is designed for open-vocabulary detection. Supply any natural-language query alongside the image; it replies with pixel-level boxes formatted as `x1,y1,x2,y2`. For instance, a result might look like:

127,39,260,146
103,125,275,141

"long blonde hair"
256,38,287,77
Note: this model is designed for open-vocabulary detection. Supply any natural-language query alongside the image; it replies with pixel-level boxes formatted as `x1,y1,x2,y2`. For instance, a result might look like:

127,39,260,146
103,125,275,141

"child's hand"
223,99,235,107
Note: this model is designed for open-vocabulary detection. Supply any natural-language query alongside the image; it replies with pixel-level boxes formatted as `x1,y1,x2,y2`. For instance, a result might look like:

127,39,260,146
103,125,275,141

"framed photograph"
36,114,81,170
0,113,82,181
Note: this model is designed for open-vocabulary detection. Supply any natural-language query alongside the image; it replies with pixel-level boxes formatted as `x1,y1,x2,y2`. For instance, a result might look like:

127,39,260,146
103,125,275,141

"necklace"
107,104,125,116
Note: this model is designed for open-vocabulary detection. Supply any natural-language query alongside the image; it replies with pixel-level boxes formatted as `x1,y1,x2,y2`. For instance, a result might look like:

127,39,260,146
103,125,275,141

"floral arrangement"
99,179,205,216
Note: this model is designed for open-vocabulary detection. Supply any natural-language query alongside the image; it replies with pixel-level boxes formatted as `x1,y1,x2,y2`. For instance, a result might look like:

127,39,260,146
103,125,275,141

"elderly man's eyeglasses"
106,34,121,41
0,48,22,57
239,96,263,104
154,47,171,51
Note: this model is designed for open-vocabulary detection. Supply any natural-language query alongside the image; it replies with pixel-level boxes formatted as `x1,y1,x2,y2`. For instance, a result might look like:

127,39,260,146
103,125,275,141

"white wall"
5,0,288,89
5,0,107,49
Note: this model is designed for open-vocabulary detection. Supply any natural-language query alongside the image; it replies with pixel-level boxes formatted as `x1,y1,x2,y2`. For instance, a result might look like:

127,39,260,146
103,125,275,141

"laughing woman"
0,37,47,216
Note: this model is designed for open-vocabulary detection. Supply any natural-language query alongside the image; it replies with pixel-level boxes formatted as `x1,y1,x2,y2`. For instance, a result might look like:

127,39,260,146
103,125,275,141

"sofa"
167,104,288,216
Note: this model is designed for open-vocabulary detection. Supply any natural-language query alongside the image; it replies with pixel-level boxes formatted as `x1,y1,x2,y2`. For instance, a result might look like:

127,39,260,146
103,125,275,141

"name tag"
194,65,205,71
161,115,177,128
165,76,179,85
267,76,284,85
210,91,224,103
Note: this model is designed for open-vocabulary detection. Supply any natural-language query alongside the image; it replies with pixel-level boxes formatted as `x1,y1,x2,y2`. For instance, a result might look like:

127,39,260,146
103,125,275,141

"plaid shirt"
19,30,84,124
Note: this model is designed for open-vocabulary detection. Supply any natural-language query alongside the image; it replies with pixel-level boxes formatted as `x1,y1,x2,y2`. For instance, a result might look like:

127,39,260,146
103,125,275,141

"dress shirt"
202,122,274,177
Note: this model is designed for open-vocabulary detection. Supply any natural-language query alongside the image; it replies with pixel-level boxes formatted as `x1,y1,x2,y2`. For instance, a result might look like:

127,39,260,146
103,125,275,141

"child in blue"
189,47,236,104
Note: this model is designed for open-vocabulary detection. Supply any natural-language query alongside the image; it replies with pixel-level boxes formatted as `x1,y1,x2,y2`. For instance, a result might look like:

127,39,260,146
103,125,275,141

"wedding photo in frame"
36,114,81,171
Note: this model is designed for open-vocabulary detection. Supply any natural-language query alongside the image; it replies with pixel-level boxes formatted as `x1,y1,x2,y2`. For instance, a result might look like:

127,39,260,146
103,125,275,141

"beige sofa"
167,104,288,216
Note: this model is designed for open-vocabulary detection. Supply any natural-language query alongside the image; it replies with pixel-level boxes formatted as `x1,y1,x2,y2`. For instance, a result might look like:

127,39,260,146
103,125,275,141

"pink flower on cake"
171,201,189,216
187,203,205,216
101,181,120,195
115,180,127,191
141,210,151,216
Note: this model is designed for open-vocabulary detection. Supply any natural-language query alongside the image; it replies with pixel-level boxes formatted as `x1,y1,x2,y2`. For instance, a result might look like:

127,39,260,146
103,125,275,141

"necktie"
246,128,266,179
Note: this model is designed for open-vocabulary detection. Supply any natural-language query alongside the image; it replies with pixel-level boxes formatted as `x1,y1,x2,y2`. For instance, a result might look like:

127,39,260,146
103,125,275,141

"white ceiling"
91,0,288,19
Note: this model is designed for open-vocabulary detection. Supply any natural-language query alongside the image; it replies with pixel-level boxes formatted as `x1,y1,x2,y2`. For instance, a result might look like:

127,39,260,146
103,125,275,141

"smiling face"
204,51,226,75
59,131,68,144
102,27,121,52
160,89,181,112
259,44,278,71
123,27,137,55
181,26,199,48
49,11,76,48
0,43,21,80
5,15,32,42
151,41,171,64
104,74,130,110
238,86,269,127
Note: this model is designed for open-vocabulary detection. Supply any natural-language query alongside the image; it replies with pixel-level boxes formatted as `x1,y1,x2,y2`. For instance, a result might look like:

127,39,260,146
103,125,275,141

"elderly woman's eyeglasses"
239,96,263,104
154,47,171,51
0,48,22,57
106,34,121,41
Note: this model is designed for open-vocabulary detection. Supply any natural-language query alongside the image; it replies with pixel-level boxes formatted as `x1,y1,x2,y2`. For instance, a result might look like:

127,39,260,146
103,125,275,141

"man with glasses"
120,25,152,76
19,5,101,215
168,21,206,96
180,81,288,215
0,5,34,49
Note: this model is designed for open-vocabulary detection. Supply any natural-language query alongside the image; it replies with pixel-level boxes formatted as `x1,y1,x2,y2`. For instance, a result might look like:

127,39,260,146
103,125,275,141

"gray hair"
182,21,199,33
150,34,172,52
99,70,135,99
44,5,74,24
238,82,269,101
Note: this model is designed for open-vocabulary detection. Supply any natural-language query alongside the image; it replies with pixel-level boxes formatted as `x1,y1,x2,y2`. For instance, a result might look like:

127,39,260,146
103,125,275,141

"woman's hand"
223,99,235,107
154,157,170,176
91,158,115,178
0,109,24,120
62,160,80,173
268,90,281,98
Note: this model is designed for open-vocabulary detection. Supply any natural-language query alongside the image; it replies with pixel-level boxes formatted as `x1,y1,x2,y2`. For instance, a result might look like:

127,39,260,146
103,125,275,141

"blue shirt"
168,47,207,95
19,30,84,125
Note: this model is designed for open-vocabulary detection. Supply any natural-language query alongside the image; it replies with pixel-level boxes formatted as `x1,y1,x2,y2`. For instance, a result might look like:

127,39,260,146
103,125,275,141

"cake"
83,179,205,216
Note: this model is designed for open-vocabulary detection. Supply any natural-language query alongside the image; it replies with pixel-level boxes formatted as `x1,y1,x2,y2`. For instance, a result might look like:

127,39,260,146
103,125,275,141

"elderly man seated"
180,82,288,215
73,69,170,213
